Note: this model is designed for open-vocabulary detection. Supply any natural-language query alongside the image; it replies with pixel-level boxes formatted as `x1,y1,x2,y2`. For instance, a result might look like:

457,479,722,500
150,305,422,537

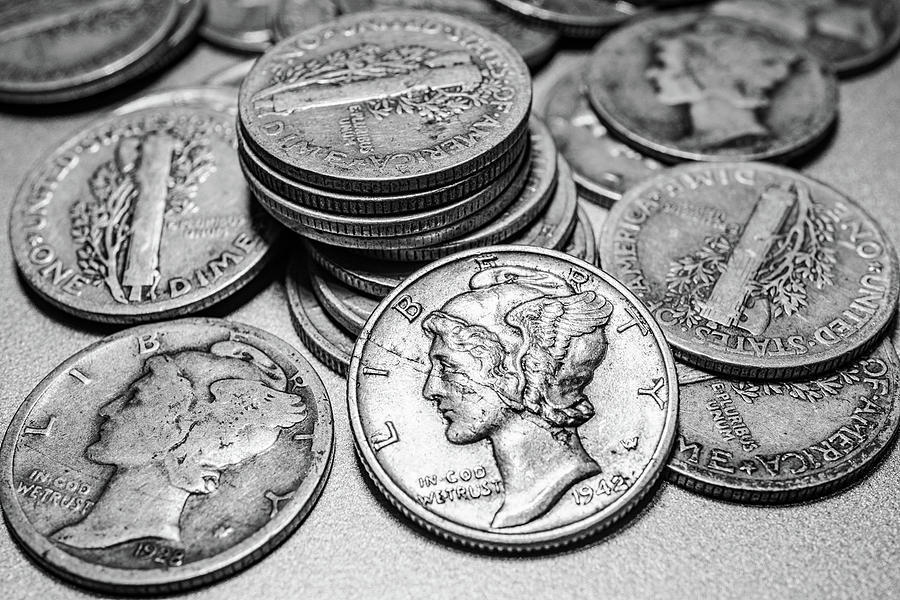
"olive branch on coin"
730,364,862,404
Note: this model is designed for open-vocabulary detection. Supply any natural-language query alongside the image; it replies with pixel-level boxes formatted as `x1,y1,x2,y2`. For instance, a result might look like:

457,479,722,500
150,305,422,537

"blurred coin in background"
201,0,280,52
487,0,642,38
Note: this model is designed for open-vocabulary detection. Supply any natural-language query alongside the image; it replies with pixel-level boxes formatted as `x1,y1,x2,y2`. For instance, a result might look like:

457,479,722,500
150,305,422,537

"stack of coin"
0,0,202,105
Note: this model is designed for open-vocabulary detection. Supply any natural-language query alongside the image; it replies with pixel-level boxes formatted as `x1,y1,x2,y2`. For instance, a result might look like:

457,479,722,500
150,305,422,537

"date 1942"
571,475,630,506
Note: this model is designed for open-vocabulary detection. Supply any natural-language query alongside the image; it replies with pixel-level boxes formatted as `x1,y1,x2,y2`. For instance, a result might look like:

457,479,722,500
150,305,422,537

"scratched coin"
544,63,662,207
9,106,279,323
712,0,900,76
349,246,678,550
0,319,334,593
669,339,900,503
0,0,180,104
239,9,532,194
488,0,642,38
337,0,558,69
286,255,356,374
585,11,839,163
200,0,279,52
599,162,899,379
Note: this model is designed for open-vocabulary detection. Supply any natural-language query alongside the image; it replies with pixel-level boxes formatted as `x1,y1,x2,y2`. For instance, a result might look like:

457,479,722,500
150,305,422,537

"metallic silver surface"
2,44,900,600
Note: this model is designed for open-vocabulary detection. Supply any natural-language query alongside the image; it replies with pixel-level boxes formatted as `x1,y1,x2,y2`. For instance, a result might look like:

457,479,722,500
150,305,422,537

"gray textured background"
1,42,899,600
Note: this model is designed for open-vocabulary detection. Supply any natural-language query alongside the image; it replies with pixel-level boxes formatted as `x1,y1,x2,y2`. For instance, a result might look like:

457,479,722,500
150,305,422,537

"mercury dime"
349,246,678,550
488,0,641,38
200,0,279,52
712,0,900,76
585,11,839,164
0,319,334,593
337,0,558,69
599,163,899,379
544,64,662,207
669,340,900,503
239,10,532,194
10,106,279,323
310,261,378,335
286,255,356,374
0,0,180,103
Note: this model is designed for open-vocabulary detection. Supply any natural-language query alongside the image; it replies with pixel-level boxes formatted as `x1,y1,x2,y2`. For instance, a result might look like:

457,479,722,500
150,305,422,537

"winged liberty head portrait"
51,340,307,550
421,266,613,528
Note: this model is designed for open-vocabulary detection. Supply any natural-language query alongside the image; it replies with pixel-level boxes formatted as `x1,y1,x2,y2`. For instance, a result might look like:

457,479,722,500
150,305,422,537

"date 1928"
133,541,185,567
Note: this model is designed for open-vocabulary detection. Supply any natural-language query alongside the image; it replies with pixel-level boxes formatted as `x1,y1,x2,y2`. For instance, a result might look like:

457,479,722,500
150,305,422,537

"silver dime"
0,0,182,104
200,0,279,52
488,0,641,38
349,246,678,550
337,0,559,69
0,319,334,593
239,10,532,194
668,339,900,503
544,63,662,208
599,162,900,379
286,255,356,374
310,261,379,335
585,11,839,163
711,0,900,76
10,106,279,323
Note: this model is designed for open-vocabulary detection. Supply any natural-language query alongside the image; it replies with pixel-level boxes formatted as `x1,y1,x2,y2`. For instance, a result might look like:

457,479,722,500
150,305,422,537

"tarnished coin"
0,0,180,104
200,0,279,52
286,255,356,374
10,106,279,323
488,0,641,38
113,86,237,116
239,10,532,194
599,163,899,379
205,59,256,87
272,0,338,42
348,246,678,550
544,64,662,207
310,261,378,335
669,340,900,503
563,206,597,266
0,319,334,593
712,0,900,76
337,0,558,69
585,11,839,163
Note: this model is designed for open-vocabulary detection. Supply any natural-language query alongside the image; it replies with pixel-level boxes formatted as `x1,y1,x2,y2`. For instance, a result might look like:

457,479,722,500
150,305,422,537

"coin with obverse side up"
599,162,899,379
9,106,279,323
348,246,678,550
669,339,900,503
585,11,839,164
711,0,900,77
0,319,334,594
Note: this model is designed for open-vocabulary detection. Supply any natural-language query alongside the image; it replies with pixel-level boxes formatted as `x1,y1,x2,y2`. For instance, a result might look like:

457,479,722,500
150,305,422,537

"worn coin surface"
488,0,641,38
0,319,334,593
0,0,180,103
272,0,339,42
585,11,839,163
544,64,662,207
200,0,279,52
348,246,678,550
10,106,279,323
599,162,899,379
712,0,900,76
286,255,356,374
239,10,532,194
669,339,900,503
337,0,558,68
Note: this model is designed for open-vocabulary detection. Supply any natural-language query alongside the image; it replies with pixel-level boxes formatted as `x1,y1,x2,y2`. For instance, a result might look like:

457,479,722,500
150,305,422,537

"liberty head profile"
52,341,308,549
421,266,613,529
645,21,800,148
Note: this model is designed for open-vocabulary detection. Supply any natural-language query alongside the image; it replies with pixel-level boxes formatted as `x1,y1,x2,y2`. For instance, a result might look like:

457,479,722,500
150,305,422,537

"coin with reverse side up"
239,9,532,194
348,246,678,550
488,0,642,38
337,0,559,69
585,11,839,163
0,319,334,594
9,106,279,323
599,162,899,379
711,0,900,76
544,64,662,208
669,339,900,503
